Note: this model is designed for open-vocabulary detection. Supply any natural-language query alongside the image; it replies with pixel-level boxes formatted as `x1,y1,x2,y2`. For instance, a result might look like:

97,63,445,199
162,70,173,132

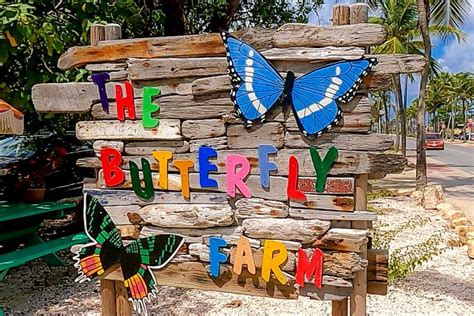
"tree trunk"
462,99,467,142
392,74,406,157
451,101,456,141
393,102,400,152
416,0,430,189
383,97,390,134
161,0,186,36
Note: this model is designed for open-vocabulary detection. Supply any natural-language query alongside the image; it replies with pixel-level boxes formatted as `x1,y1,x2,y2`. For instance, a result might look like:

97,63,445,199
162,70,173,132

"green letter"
129,158,154,201
309,146,338,192
142,87,161,128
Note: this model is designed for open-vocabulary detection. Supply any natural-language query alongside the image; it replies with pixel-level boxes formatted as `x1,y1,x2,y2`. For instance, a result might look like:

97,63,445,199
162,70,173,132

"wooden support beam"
90,24,105,46
100,279,117,316
114,281,132,316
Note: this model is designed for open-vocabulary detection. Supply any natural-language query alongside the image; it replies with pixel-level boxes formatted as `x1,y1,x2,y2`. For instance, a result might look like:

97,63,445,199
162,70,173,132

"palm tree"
452,73,474,141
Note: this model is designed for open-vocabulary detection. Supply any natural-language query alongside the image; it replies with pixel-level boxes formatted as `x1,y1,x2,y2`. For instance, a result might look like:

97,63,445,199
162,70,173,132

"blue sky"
309,0,474,104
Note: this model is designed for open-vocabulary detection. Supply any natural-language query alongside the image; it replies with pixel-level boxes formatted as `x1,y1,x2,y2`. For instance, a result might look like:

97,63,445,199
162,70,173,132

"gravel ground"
1,196,473,315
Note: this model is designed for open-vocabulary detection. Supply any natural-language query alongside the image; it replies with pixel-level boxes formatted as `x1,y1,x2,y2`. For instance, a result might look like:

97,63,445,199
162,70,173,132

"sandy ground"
1,196,473,315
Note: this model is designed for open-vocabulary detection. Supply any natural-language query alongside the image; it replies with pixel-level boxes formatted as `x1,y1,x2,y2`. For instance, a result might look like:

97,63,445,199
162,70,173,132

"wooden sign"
32,4,413,316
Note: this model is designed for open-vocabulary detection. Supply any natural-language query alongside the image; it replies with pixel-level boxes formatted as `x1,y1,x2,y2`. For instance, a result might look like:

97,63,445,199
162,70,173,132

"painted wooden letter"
172,160,194,199
226,154,251,198
91,72,110,113
198,146,218,188
100,147,124,187
287,155,307,201
142,87,161,128
152,151,173,190
209,236,228,278
261,240,288,284
129,158,154,201
295,248,323,289
258,144,278,189
115,81,136,121
233,236,256,275
310,146,339,192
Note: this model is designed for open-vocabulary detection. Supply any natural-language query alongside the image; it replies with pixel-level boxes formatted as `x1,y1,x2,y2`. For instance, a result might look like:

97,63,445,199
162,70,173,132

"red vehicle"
425,133,444,150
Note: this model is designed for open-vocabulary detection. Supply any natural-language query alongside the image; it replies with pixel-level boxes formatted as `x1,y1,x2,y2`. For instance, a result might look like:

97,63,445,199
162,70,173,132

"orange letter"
233,236,256,275
100,148,124,187
295,248,323,289
115,81,136,121
261,240,288,284
172,160,193,199
152,151,173,189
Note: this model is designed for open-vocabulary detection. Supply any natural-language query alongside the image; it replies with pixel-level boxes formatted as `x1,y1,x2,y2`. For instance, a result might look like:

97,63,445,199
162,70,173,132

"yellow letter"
152,151,172,189
172,160,194,199
233,236,256,275
261,240,288,284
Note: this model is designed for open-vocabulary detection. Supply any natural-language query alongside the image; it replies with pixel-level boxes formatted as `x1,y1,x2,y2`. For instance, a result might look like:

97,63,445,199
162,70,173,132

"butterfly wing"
221,32,285,124
291,58,377,137
73,194,123,282
121,234,185,313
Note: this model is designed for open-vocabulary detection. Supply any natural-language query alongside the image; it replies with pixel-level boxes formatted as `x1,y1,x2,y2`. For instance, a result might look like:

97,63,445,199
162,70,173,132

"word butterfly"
221,32,377,137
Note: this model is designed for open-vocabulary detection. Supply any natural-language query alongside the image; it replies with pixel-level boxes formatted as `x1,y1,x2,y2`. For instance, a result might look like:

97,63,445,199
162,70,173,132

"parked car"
425,133,444,150
0,133,94,202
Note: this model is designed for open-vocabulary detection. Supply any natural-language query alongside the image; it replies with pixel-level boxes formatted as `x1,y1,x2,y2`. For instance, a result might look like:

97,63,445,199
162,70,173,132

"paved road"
406,138,474,175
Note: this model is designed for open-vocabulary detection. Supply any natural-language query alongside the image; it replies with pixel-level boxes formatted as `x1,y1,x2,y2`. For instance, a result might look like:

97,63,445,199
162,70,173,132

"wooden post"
331,5,351,315
350,4,369,24
350,174,368,316
100,279,117,316
332,4,350,25
105,23,122,41
115,281,133,316
90,24,105,46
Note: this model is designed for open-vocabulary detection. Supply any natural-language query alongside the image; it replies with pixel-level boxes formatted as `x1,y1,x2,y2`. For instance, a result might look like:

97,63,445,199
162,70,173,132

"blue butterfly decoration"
221,32,378,138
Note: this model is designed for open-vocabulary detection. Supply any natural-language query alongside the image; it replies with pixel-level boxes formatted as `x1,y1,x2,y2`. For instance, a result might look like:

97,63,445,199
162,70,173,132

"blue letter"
198,146,218,188
258,144,278,189
91,72,110,113
209,236,228,277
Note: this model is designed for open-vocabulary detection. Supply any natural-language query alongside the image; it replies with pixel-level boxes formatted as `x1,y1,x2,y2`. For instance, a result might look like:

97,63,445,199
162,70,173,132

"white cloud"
436,1,474,73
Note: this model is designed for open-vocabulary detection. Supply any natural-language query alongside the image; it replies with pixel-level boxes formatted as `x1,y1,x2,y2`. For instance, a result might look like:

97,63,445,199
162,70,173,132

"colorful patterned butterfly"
73,194,184,314
221,32,377,137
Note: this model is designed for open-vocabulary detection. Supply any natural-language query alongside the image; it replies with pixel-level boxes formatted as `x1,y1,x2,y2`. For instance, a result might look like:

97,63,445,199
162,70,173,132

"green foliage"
0,0,321,134
367,189,398,201
388,234,443,283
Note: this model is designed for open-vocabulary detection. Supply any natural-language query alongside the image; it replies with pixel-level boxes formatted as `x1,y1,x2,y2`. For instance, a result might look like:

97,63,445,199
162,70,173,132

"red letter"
115,81,136,121
226,154,251,198
296,248,323,289
100,148,124,186
287,155,306,201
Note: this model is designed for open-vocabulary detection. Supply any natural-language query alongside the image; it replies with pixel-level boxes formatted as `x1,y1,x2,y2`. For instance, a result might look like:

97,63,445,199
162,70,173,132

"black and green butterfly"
73,194,184,314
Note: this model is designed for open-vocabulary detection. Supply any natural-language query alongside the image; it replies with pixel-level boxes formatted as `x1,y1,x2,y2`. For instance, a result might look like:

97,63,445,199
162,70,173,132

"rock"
422,185,444,209
455,225,470,244
436,203,455,216
410,190,423,206
467,240,474,259
445,210,464,221
451,217,470,228
467,231,474,240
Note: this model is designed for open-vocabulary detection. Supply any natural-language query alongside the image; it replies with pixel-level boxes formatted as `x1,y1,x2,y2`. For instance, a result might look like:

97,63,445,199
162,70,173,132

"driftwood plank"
75,120,181,141
189,136,228,152
242,218,331,243
227,123,285,149
104,262,297,299
124,140,190,155
312,228,367,252
367,249,388,282
78,148,404,177
290,194,354,211
85,189,228,206
234,198,289,218
284,132,393,151
127,54,422,82
262,46,365,61
289,209,377,222
57,24,387,70
273,23,386,47
136,203,234,228
299,276,352,301
85,63,126,72
32,83,97,113
298,178,354,195
93,140,124,157
182,119,226,140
